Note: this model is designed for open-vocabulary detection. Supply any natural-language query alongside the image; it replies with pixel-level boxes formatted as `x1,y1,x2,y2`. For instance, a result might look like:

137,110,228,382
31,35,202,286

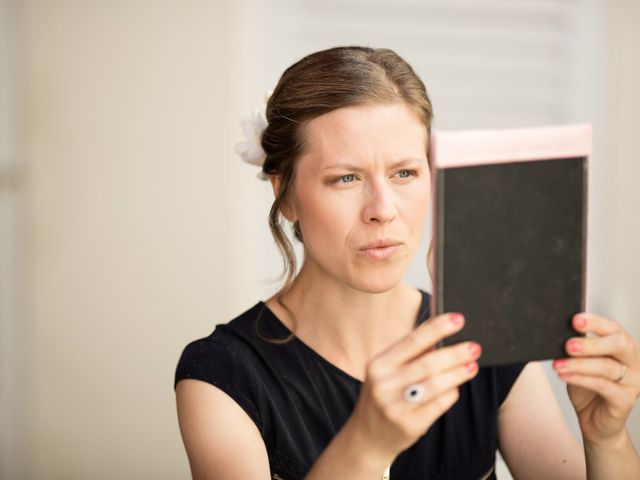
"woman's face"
287,102,431,293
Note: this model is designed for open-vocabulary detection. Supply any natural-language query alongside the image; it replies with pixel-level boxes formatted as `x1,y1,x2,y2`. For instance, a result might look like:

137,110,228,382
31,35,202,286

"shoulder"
174,302,272,426
175,301,269,368
175,336,245,387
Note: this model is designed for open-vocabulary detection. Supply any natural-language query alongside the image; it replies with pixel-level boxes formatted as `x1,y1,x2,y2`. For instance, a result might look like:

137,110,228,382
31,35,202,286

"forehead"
299,103,428,170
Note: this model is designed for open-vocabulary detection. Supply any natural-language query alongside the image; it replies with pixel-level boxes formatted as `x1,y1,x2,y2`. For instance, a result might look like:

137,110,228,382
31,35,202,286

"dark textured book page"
436,157,587,366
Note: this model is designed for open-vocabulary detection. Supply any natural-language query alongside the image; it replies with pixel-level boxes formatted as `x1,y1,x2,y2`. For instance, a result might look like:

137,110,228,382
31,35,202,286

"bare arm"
498,362,586,479
583,430,639,480
176,379,270,480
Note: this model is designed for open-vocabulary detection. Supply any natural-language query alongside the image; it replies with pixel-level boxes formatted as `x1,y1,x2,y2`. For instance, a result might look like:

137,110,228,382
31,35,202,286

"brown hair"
261,46,434,296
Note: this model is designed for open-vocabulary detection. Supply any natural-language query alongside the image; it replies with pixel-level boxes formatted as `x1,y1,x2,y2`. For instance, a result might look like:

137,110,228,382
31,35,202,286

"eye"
336,174,356,184
396,169,417,179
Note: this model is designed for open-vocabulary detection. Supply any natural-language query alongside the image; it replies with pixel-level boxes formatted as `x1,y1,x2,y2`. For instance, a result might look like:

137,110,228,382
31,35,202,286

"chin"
359,284,398,294
349,269,406,294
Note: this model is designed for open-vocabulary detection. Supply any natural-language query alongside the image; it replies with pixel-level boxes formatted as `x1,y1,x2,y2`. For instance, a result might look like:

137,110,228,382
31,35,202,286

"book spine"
436,168,446,316
581,156,589,312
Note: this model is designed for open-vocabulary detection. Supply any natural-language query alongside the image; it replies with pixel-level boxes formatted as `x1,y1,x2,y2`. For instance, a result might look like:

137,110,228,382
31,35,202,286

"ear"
268,174,298,222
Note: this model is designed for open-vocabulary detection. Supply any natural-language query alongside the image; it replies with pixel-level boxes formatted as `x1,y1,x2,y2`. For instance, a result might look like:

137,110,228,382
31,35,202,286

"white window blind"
259,0,598,129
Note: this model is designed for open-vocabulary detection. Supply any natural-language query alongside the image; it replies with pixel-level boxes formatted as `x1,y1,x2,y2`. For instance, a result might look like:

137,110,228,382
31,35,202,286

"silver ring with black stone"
403,383,426,404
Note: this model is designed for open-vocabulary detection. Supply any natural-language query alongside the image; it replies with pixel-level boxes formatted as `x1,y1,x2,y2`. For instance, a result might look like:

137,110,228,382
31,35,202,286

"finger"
416,360,479,404
386,341,481,390
394,361,478,408
566,332,638,366
572,313,621,336
558,372,631,413
384,362,478,410
385,361,479,441
377,312,464,367
386,387,461,440
553,357,625,383
412,388,461,436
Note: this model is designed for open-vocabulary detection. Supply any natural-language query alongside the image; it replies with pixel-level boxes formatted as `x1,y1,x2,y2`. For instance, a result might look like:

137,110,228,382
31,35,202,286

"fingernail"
553,359,568,370
573,316,587,330
468,342,482,357
449,313,463,326
466,361,478,373
567,340,583,353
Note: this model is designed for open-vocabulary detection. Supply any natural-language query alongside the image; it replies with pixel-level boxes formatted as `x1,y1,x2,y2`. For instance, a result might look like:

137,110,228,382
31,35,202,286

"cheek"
401,182,431,222
297,192,353,242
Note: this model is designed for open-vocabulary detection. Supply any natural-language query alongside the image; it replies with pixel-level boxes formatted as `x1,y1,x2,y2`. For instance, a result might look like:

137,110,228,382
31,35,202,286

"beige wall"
23,1,238,477
611,0,640,436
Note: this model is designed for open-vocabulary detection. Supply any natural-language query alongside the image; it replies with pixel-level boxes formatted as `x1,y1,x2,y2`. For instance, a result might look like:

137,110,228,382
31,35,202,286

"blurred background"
1,0,638,478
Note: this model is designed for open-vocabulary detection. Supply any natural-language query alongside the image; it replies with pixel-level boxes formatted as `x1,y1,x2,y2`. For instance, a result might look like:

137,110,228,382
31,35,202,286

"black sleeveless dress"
175,290,526,479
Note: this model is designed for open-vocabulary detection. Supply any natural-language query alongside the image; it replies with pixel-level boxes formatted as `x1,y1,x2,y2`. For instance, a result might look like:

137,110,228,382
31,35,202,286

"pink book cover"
429,124,592,366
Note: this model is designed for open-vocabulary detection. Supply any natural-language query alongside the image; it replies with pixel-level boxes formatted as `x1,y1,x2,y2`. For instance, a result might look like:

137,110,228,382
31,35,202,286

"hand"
349,312,481,461
553,313,640,445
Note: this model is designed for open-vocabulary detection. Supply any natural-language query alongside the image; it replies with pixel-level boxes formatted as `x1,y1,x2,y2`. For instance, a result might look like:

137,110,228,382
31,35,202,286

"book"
430,124,592,366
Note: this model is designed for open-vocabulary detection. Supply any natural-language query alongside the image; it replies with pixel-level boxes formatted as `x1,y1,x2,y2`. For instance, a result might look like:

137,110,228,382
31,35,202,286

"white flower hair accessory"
234,91,272,168
234,108,267,167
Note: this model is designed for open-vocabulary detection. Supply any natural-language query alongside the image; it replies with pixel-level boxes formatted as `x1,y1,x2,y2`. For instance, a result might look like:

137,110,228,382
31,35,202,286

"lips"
359,239,403,250
358,239,404,260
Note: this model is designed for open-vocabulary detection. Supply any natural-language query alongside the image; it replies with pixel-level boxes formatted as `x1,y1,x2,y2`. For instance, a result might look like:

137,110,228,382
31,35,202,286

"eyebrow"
322,158,426,171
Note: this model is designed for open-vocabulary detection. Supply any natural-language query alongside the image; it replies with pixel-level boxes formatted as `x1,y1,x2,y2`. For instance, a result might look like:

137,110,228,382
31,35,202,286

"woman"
175,46,640,479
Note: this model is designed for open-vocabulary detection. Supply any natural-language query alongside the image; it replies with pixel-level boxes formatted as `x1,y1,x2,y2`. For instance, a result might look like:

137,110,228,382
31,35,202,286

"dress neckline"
257,289,431,385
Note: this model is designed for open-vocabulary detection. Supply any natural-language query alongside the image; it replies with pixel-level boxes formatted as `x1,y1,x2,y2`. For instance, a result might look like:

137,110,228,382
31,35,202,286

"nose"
361,179,397,224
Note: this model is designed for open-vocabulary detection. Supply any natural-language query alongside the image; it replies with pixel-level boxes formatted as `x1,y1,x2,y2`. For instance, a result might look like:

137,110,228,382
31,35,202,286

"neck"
267,259,422,380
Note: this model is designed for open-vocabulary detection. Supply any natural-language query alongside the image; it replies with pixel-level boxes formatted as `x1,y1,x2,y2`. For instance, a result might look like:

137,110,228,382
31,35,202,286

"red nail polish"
468,342,481,357
553,359,568,370
449,313,463,326
574,316,587,329
567,340,583,353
